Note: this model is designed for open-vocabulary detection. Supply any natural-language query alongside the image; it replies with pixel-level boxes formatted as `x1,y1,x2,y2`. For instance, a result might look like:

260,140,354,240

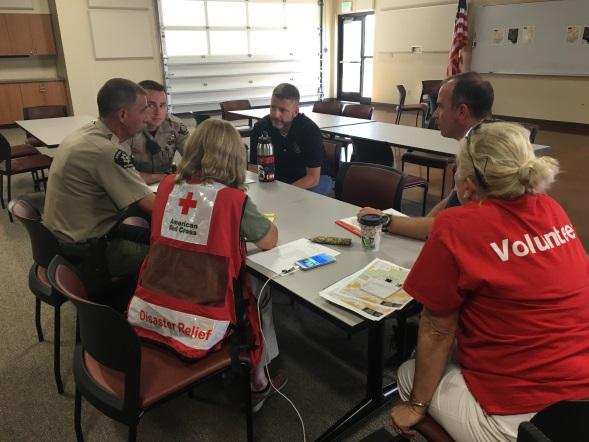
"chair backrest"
220,100,252,122
322,140,342,179
193,113,211,125
342,104,374,120
23,105,67,120
396,85,407,106
420,80,443,103
351,138,395,167
0,133,12,162
11,198,60,267
335,162,406,210
519,122,540,143
518,399,589,442
48,255,142,410
312,100,344,116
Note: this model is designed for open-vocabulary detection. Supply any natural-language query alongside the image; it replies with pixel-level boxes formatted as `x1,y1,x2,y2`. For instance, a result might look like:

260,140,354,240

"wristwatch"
381,214,392,232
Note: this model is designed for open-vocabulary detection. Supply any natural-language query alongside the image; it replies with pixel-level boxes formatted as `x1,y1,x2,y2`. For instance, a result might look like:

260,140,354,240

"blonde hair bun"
457,122,559,199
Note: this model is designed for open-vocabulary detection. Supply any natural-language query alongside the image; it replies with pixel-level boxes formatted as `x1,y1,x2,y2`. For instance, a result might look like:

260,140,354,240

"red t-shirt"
404,193,589,415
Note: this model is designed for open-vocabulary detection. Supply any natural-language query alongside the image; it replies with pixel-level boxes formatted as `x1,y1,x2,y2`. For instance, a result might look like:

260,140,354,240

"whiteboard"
471,0,589,76
88,8,154,59
375,3,456,53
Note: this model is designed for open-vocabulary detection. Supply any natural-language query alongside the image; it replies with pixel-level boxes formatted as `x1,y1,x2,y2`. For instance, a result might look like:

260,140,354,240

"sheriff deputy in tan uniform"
44,78,155,292
124,80,189,185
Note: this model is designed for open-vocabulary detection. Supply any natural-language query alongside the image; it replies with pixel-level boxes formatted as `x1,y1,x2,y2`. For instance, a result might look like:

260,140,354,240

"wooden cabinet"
29,14,56,55
0,84,23,125
0,15,13,55
0,81,67,125
0,13,56,56
20,82,67,108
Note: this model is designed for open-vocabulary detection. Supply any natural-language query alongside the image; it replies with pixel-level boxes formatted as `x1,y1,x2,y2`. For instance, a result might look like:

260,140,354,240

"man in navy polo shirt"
250,83,332,195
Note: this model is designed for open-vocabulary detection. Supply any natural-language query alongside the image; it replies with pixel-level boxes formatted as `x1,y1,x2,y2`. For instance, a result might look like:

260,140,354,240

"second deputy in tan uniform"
125,80,189,184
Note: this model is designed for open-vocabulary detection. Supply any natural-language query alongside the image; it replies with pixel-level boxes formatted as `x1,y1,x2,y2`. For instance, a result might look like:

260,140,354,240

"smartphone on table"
296,253,336,271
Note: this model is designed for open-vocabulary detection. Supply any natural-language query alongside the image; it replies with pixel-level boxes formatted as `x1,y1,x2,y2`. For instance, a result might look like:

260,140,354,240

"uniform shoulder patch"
114,149,134,169
178,122,189,135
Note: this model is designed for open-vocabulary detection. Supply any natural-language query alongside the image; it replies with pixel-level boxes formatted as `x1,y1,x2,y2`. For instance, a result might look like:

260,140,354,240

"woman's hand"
390,402,426,439
357,207,383,220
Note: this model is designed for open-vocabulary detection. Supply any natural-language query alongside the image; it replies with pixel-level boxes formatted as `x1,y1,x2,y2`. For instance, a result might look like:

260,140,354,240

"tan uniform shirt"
44,120,153,242
125,115,189,173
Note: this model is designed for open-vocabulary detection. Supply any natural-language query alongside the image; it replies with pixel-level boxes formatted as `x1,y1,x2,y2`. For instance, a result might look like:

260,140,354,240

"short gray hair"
97,78,145,118
272,83,300,103
456,122,559,199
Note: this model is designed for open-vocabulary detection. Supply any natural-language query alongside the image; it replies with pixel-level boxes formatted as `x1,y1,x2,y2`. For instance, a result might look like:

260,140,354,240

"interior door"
337,12,374,103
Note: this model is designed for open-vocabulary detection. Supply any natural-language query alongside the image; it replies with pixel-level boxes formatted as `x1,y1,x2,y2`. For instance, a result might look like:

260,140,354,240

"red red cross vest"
127,175,263,366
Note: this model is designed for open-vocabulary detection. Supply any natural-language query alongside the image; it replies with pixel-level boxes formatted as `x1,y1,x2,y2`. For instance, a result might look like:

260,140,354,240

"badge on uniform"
114,149,134,169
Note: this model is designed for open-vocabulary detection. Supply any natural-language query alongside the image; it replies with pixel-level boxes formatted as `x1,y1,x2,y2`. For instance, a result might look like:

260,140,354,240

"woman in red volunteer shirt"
390,122,589,441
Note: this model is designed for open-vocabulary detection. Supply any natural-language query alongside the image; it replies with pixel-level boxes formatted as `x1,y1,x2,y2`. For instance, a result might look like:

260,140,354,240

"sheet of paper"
248,238,339,275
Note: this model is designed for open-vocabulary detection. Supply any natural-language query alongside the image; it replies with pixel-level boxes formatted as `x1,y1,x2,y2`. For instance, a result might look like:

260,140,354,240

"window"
158,0,322,113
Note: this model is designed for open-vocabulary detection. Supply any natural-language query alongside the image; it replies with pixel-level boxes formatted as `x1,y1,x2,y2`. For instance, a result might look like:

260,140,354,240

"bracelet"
408,396,430,412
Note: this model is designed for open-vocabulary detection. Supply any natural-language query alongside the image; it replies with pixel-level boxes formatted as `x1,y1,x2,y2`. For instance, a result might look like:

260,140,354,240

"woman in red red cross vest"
127,118,286,412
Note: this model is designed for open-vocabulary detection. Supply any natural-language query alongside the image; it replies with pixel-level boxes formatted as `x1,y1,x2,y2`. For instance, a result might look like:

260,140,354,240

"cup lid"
359,213,385,226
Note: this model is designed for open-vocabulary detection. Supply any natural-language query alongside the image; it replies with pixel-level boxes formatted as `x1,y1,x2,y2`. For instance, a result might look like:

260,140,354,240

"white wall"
352,0,589,124
52,0,163,116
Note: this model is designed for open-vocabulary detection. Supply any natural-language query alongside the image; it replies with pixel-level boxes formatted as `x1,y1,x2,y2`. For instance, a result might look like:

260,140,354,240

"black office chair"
10,195,66,394
220,100,253,138
48,255,255,442
313,100,344,115
335,162,406,211
395,85,429,127
23,105,68,147
517,400,589,442
350,139,429,215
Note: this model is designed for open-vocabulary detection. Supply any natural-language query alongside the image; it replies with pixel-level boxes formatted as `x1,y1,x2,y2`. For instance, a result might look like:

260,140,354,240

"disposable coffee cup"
358,214,386,251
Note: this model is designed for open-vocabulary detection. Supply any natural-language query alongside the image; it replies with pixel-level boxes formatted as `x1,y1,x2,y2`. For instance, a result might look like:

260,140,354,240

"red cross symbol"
178,191,197,215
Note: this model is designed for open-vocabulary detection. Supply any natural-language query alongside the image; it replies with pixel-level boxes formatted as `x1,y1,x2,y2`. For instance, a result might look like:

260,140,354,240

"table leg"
317,320,399,441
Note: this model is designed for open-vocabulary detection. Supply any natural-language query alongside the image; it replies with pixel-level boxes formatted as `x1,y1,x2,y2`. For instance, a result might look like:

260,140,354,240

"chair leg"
35,298,44,342
75,389,84,442
421,183,428,216
0,174,4,209
54,305,64,394
128,425,137,442
441,166,447,200
7,174,13,222
243,364,253,442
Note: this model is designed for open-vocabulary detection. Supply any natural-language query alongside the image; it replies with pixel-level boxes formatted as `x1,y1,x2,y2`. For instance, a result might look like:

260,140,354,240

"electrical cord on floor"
256,268,307,442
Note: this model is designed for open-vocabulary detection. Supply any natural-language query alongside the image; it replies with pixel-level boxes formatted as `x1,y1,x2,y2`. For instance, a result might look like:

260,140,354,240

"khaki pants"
397,359,536,442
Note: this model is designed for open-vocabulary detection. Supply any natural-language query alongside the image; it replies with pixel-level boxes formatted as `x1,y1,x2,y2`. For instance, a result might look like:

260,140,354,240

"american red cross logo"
178,192,197,215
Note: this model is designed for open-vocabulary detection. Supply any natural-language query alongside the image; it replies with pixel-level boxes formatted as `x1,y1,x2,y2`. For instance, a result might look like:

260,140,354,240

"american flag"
446,0,468,77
